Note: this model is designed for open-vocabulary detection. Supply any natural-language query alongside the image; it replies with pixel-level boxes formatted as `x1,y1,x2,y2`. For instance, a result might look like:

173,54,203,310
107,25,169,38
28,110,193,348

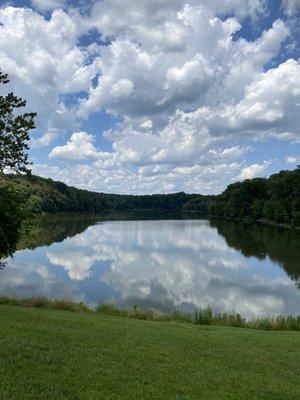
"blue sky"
1,0,299,194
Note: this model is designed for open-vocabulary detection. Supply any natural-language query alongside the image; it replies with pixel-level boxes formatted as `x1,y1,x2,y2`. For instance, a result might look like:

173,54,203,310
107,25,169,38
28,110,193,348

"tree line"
3,174,198,214
3,166,300,227
183,168,300,227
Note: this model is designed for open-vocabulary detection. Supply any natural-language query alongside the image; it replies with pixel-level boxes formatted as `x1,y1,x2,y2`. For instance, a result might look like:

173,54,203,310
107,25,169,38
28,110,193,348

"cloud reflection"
1,219,299,317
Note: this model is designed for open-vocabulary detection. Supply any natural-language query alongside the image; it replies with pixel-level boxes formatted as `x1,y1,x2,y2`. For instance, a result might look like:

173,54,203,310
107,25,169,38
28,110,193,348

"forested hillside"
3,174,197,214
3,167,300,227
184,168,300,226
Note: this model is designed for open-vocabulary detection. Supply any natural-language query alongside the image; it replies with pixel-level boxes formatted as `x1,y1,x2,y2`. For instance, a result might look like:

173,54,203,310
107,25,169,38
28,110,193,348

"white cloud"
37,58,299,193
47,249,96,280
111,79,134,99
0,1,298,194
83,0,266,42
282,0,300,15
49,132,102,162
285,156,300,164
31,0,66,11
79,10,288,123
231,59,300,135
237,161,271,180
0,6,100,146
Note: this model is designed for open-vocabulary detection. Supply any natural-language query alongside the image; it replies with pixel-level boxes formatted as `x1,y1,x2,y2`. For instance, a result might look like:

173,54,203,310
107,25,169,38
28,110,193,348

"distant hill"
3,167,300,227
3,174,198,214
184,167,300,226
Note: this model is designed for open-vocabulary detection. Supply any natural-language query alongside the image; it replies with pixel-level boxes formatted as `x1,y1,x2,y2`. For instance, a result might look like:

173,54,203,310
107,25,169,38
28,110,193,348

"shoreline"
1,297,299,331
23,211,300,231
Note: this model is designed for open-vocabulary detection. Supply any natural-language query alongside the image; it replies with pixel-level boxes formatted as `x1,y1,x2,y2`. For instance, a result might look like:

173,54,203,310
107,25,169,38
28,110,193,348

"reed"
0,296,90,313
1,297,299,331
194,307,300,330
96,303,192,322
97,303,300,331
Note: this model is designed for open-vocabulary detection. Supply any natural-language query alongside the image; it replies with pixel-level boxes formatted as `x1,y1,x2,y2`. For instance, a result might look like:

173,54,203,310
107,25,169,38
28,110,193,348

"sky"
0,0,299,194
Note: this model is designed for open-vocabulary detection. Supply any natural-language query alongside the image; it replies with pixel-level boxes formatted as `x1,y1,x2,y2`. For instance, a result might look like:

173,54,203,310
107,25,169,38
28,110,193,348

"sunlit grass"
0,297,299,331
1,304,300,400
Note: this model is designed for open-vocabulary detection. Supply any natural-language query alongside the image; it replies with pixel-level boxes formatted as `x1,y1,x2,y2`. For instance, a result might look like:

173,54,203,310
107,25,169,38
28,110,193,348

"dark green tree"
0,70,36,264
0,70,36,174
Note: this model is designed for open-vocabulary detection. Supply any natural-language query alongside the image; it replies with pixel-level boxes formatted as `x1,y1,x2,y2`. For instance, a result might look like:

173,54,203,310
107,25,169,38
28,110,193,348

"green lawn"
0,305,299,400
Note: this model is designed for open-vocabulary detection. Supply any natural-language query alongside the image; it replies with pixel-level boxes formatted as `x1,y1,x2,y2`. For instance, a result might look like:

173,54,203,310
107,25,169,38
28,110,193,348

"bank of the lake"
1,297,299,331
1,305,299,400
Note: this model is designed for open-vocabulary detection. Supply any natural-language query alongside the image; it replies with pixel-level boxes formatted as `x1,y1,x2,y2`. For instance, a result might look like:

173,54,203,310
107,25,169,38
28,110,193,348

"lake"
1,214,299,317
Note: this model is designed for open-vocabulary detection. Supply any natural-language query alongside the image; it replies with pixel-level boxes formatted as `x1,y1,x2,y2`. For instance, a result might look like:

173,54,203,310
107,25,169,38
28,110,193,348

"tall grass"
96,303,192,323
97,304,300,331
0,296,90,313
193,307,300,331
1,297,299,331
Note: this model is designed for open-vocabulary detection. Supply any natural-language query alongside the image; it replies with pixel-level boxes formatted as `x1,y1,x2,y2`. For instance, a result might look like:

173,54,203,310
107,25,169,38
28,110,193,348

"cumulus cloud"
0,6,100,146
79,10,289,122
237,161,271,181
83,0,266,42
33,160,244,194
49,132,102,162
66,2,296,194
232,59,300,136
0,1,298,193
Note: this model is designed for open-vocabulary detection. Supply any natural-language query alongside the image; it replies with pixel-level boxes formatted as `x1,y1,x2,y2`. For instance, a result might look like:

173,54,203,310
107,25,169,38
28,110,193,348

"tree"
0,70,36,174
0,70,36,264
0,185,21,263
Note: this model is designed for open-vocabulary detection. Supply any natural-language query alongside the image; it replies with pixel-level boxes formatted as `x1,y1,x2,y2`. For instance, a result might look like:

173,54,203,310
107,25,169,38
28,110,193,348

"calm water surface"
1,214,300,317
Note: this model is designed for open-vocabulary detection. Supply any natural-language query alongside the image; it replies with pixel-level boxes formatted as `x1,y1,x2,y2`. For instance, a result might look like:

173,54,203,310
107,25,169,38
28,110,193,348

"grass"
0,297,299,331
96,303,193,323
98,303,300,331
0,304,299,400
193,307,300,331
0,296,90,313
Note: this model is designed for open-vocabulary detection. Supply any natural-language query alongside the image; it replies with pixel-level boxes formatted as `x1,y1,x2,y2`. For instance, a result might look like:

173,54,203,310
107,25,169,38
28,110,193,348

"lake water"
1,214,300,317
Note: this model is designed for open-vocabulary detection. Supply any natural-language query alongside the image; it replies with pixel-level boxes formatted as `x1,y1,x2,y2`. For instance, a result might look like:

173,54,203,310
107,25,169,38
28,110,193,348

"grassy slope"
0,306,299,400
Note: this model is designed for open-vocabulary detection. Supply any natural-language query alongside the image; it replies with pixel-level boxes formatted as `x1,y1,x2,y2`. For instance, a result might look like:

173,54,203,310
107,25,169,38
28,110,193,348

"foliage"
0,69,36,264
2,164,300,228
0,182,22,264
187,168,300,227
0,70,36,174
3,174,198,214
0,296,90,313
